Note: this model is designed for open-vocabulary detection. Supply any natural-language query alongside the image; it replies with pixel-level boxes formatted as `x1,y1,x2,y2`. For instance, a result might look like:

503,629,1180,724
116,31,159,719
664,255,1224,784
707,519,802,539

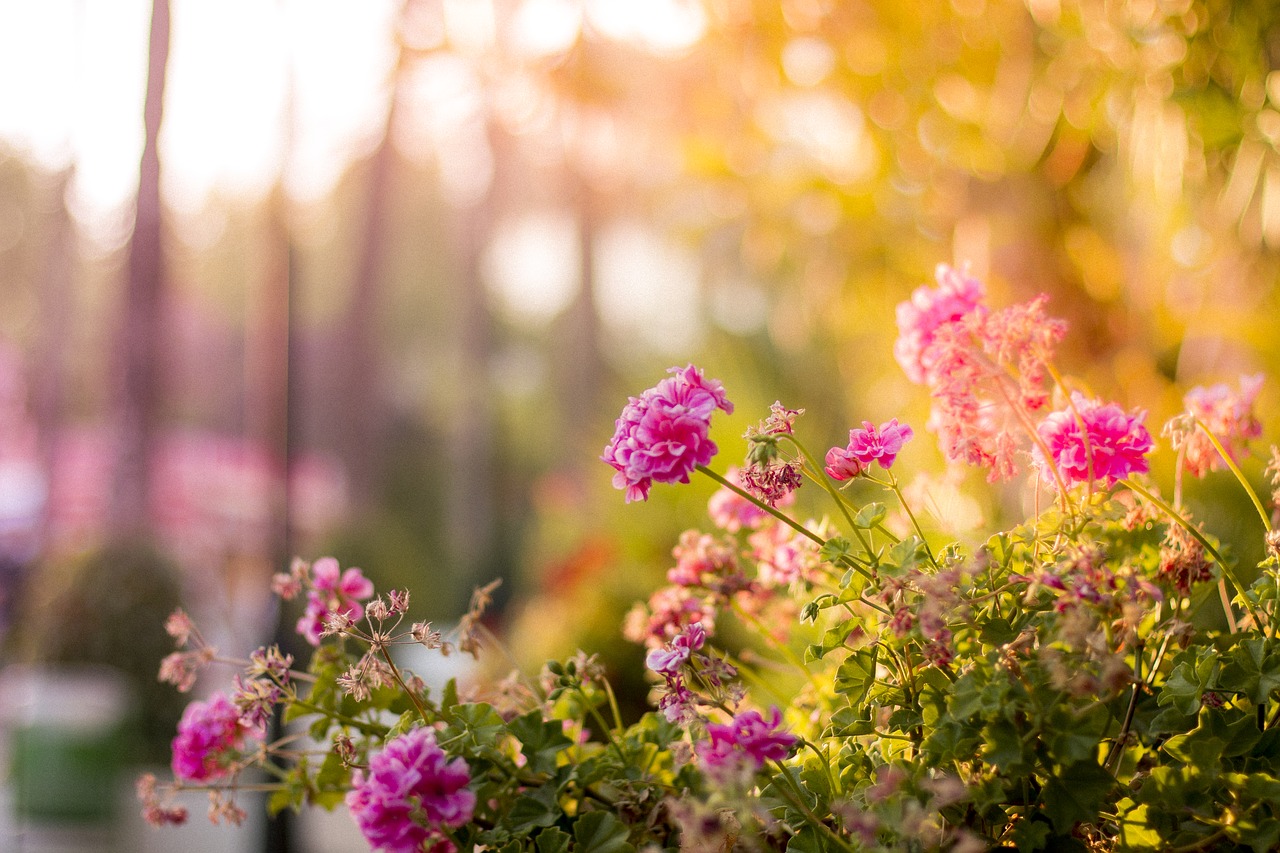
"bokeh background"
1,0,1280,849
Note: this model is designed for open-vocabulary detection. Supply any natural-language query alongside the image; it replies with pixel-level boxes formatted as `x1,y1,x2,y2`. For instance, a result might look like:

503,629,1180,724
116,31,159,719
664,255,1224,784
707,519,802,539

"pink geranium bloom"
894,264,985,384
1176,375,1264,478
1035,393,1154,487
171,692,261,782
295,557,375,646
825,419,914,480
697,707,796,772
346,728,475,853
645,622,707,675
602,365,733,502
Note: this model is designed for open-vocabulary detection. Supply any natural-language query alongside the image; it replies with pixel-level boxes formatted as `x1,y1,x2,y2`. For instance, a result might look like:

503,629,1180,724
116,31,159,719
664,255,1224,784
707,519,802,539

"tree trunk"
110,0,171,537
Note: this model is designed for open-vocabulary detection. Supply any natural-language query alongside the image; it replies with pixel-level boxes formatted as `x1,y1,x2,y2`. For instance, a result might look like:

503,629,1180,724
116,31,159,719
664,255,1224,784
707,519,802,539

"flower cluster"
170,692,262,783
145,261,1280,853
601,364,733,502
346,728,476,853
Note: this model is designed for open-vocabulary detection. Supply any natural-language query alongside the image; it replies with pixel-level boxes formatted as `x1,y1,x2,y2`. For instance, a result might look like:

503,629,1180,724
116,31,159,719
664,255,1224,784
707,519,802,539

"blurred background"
1,0,1280,849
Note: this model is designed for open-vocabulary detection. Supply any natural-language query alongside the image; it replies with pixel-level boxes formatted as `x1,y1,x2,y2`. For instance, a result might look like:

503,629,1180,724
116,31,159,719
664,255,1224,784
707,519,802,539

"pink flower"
346,728,475,853
646,622,707,675
1175,375,1264,478
902,279,1067,482
1035,393,1154,487
697,707,796,772
667,530,744,592
708,467,790,531
749,521,823,588
602,365,733,502
624,585,716,649
295,557,375,646
825,419,914,480
894,264,985,384
171,692,261,782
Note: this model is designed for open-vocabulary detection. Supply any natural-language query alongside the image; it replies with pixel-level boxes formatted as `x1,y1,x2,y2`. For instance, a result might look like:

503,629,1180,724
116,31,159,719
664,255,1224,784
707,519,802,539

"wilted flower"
708,467,790,531
602,365,733,502
1035,393,1154,487
346,727,475,853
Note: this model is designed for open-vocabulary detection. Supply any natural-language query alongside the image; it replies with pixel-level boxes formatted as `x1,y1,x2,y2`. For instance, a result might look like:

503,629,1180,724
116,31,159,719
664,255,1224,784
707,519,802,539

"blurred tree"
111,0,171,537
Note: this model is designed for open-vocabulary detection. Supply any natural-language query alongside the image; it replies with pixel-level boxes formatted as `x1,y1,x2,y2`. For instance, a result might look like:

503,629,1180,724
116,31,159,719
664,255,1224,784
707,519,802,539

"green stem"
1194,416,1272,532
769,758,857,853
1120,478,1264,632
782,434,878,565
378,647,432,724
284,698,387,737
696,465,872,580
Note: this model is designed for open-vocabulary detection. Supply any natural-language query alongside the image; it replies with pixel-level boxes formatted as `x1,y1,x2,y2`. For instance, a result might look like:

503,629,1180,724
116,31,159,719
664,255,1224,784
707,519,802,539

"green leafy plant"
143,266,1280,852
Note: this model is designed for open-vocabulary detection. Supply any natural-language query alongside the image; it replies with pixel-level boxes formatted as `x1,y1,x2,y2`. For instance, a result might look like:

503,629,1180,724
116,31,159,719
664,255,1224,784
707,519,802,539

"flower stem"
1120,478,1264,632
1193,416,1272,532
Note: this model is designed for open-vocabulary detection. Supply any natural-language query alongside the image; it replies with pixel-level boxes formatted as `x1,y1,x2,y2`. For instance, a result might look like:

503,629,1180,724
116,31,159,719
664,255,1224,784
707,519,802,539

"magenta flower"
171,692,261,782
296,557,375,646
346,728,475,853
697,707,797,772
1176,375,1264,478
894,264,985,384
602,365,733,502
646,622,706,675
825,419,914,481
1035,393,1154,487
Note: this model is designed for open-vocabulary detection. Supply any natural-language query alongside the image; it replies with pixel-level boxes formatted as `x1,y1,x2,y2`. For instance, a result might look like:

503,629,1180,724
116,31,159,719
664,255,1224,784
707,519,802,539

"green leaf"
819,537,853,563
853,503,886,529
833,646,878,704
786,825,825,853
983,717,1027,772
1010,819,1051,852
446,702,506,748
1221,638,1280,705
574,811,635,853
979,618,1018,646
1114,800,1162,850
508,710,574,774
535,828,572,853
506,785,560,834
1041,760,1114,832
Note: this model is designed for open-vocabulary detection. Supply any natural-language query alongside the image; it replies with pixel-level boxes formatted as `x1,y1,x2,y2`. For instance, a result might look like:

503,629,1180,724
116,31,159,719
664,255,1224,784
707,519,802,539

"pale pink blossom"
295,558,375,646
1035,393,1154,487
749,521,823,588
894,264,985,384
907,286,1066,482
667,530,744,594
708,467,790,531
602,365,733,502
646,622,707,675
624,586,716,649
1172,375,1264,478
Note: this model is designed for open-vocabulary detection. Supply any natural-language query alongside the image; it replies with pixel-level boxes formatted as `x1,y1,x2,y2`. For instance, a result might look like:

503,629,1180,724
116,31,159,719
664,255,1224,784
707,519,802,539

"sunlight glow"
584,0,706,55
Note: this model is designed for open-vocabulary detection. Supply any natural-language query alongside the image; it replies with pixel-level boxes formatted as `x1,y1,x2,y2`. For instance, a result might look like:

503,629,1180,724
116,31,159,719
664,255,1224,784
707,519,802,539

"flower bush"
141,263,1280,852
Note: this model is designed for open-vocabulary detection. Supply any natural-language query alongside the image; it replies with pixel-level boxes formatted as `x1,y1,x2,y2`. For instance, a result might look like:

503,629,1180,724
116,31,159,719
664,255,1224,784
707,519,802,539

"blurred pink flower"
602,365,733,502
696,707,796,772
171,692,260,782
1035,393,1154,487
894,264,985,384
1175,375,1264,478
825,419,914,481
905,283,1066,482
708,467,789,531
749,521,822,588
346,727,475,853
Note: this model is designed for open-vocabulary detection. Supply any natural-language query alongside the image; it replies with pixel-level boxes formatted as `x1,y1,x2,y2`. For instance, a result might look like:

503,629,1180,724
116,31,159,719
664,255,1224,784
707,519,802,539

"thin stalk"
1120,478,1263,632
769,758,857,853
696,465,872,580
378,646,431,723
1194,416,1272,532
782,434,878,565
